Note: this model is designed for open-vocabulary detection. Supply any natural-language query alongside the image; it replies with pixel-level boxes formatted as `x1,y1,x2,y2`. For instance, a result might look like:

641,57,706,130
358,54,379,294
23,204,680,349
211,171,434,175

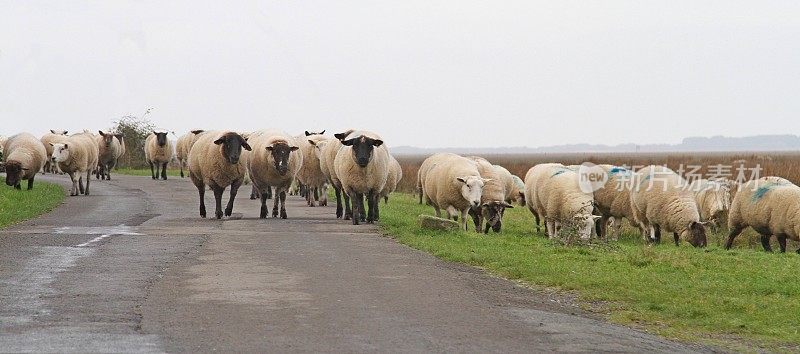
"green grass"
115,167,182,177
0,182,65,228
380,192,800,351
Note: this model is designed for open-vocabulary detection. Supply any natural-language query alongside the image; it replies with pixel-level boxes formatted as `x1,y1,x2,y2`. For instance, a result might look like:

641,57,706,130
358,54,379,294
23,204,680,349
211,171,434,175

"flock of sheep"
416,154,800,253
2,129,800,253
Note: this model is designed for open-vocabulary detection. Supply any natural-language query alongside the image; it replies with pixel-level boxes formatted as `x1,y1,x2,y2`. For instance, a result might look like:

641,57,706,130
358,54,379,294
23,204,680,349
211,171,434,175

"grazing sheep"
176,130,205,178
422,153,486,231
688,178,731,228
145,131,173,180
246,130,302,219
2,133,47,190
379,154,403,204
530,164,599,240
523,163,565,233
333,131,389,225
466,156,512,234
592,164,640,240
51,134,98,196
40,130,69,174
629,165,707,247
725,177,800,253
95,130,123,180
187,131,251,219
494,164,525,207
297,131,330,207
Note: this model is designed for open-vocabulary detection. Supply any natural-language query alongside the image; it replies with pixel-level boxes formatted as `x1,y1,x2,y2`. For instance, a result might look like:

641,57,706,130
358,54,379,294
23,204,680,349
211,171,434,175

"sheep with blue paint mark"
629,165,707,247
688,178,731,228
525,163,599,239
725,177,800,253
593,164,640,240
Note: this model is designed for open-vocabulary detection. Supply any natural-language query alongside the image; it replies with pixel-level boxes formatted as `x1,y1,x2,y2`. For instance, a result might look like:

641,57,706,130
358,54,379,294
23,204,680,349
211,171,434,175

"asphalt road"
0,174,712,353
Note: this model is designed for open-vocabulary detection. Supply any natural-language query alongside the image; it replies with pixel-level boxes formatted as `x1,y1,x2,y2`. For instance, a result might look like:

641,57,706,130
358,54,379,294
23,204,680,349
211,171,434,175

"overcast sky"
1,1,798,148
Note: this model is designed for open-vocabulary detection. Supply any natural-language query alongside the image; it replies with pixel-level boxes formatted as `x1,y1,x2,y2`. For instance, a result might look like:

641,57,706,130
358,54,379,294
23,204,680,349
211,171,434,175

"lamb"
176,130,205,178
379,154,403,204
421,153,486,231
523,163,565,233
629,165,707,247
187,131,251,219
246,130,302,219
2,133,47,190
51,133,98,195
40,130,69,174
529,164,599,240
465,156,512,233
333,130,390,225
297,131,330,207
724,177,800,253
592,164,640,240
145,130,173,180
688,178,731,228
95,130,123,180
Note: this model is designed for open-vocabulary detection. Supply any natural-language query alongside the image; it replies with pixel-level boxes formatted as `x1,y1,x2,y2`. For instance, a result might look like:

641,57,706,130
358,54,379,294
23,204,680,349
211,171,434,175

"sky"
1,1,799,148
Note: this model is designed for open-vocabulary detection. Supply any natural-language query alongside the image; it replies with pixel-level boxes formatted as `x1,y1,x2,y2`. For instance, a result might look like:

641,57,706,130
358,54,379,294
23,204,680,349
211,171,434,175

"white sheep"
145,130,173,180
297,132,330,207
379,154,403,204
523,163,565,233
246,130,302,219
115,133,126,169
417,152,461,205
422,153,486,231
530,164,599,240
493,164,524,206
629,165,707,247
333,130,389,225
187,131,251,219
688,178,731,228
95,130,123,180
175,129,205,178
725,177,800,253
51,134,98,196
2,133,47,190
40,130,69,174
466,156,512,233
592,164,640,240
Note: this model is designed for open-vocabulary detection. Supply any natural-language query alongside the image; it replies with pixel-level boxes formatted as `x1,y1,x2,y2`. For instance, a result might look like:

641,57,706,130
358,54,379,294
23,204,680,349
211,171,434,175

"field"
0,182,65,228
382,151,800,351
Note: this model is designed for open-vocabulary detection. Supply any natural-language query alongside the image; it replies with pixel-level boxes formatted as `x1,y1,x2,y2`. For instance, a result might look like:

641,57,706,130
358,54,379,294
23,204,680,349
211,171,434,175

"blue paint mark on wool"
751,184,775,202
551,170,567,177
609,167,630,176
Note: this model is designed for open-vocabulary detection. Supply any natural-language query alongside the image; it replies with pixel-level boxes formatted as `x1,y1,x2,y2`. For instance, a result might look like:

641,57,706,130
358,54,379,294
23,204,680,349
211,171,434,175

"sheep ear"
305,131,312,136
501,201,514,208
456,177,467,184
308,140,316,146
98,130,105,136
213,137,225,145
334,132,347,140
320,130,325,135
290,146,300,152
63,144,68,149
372,139,384,147
241,141,252,151
265,145,274,151
50,129,56,134
49,143,55,147
191,130,204,134
341,138,355,146
64,130,68,135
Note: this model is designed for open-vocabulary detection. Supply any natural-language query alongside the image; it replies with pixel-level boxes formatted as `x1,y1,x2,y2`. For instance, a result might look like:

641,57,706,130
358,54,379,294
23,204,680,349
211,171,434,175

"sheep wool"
629,165,707,247
422,153,485,231
418,152,462,205
3,133,47,190
297,133,331,207
52,134,96,196
379,154,403,203
523,163,565,231
592,164,638,239
532,164,598,240
176,130,205,178
726,177,800,253
187,131,251,219
247,130,303,219
40,130,69,174
333,130,390,225
688,178,731,226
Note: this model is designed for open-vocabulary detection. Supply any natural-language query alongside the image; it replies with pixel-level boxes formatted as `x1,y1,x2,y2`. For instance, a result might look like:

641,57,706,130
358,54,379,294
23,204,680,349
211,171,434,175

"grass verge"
380,192,800,351
0,182,65,228
115,167,182,177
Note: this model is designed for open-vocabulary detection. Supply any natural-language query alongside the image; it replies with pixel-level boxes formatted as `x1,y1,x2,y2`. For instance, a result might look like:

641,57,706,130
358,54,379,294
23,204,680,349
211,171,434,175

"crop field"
385,151,800,351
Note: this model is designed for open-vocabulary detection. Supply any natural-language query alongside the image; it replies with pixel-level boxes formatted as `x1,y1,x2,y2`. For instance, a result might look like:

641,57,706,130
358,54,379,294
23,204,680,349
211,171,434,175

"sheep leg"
250,185,259,200
598,215,609,240
433,205,442,218
197,185,207,218
459,209,469,231
259,191,269,219
366,190,376,223
106,161,114,180
314,187,319,202
673,232,680,246
279,191,288,219
161,162,168,180
653,225,661,244
777,234,787,253
272,190,280,218
212,186,224,219
760,234,773,252
343,192,352,220
27,176,34,190
545,219,555,239
224,181,241,217
79,176,85,194
468,208,481,233
320,185,328,206
150,161,156,180
180,161,185,178
69,172,78,196
84,170,91,195
334,186,343,219
43,160,50,175
351,192,362,225
724,226,745,249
